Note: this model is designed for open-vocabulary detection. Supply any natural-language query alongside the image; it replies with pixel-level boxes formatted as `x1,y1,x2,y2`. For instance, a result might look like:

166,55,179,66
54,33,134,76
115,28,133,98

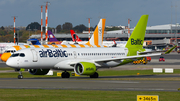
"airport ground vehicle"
159,56,165,61
146,57,151,62
133,57,148,64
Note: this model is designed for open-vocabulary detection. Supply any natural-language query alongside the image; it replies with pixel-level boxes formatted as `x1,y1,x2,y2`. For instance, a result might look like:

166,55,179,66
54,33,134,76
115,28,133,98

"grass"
98,69,180,76
0,69,180,100
0,72,59,78
0,67,14,70
0,69,180,80
0,89,179,101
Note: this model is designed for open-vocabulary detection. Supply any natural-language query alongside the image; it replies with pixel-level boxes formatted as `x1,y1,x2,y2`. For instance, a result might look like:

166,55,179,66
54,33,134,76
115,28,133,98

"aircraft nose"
6,58,18,68
1,53,11,62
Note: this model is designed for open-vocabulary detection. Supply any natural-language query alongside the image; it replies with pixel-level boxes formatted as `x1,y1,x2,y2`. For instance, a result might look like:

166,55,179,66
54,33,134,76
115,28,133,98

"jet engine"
29,69,50,75
74,62,96,75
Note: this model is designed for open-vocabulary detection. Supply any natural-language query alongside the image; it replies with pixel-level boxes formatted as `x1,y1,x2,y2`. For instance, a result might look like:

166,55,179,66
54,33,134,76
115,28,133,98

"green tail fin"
125,15,149,49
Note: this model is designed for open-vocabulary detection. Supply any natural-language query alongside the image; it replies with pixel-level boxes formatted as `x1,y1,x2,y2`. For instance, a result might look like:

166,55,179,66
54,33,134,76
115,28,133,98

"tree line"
26,22,95,33
0,22,122,42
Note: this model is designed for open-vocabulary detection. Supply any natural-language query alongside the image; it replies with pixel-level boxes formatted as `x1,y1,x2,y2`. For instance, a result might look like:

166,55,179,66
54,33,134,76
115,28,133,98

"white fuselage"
0,43,27,54
61,41,127,47
6,47,127,70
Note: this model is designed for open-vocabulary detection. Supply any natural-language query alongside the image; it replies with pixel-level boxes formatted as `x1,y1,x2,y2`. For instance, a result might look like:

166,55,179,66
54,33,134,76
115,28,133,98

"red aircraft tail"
70,30,82,42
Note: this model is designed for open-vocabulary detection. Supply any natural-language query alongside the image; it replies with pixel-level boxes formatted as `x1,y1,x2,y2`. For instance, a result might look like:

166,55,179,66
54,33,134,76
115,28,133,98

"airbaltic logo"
39,49,68,57
86,67,94,71
131,38,143,45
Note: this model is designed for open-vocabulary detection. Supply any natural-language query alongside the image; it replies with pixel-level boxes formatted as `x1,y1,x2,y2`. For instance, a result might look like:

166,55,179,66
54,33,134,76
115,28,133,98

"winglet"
70,30,82,42
164,45,177,54
86,19,106,46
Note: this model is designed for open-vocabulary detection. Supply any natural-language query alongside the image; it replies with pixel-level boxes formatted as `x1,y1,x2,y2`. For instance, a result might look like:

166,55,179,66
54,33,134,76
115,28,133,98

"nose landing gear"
18,71,23,79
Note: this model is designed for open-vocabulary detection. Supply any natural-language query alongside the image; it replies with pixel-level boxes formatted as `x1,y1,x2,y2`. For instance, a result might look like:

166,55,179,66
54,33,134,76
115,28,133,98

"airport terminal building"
30,24,180,50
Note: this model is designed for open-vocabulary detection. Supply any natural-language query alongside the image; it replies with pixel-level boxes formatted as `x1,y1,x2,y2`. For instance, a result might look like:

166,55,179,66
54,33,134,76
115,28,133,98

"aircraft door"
73,51,77,59
31,49,38,62
124,48,129,56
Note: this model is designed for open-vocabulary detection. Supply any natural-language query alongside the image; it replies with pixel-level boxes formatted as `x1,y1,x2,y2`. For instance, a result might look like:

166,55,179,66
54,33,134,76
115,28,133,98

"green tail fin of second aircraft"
125,15,149,56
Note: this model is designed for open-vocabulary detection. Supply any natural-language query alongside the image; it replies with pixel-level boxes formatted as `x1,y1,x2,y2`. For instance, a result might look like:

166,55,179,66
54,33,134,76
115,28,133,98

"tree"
105,26,121,31
26,22,41,31
62,22,73,30
1,26,5,30
56,25,61,33
73,24,87,33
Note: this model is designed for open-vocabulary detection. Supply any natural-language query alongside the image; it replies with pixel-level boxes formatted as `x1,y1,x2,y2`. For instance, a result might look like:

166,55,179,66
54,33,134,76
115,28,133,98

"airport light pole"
12,16,17,44
40,5,44,44
128,19,131,39
45,2,50,44
87,18,92,40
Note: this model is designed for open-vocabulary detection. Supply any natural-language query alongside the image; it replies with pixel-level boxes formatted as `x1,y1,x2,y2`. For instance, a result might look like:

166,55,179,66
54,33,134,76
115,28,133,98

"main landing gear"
61,71,70,78
90,72,99,78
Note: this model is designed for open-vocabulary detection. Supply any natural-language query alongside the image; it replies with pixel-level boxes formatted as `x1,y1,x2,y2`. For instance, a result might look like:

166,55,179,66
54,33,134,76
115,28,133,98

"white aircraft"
0,43,27,55
1,19,106,62
6,15,175,79
62,30,127,47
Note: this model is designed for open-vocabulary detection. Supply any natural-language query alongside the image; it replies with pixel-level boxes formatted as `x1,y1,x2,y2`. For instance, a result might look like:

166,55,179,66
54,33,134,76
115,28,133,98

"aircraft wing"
68,46,176,66
68,53,162,66
93,53,162,63
137,50,165,55
138,45,177,55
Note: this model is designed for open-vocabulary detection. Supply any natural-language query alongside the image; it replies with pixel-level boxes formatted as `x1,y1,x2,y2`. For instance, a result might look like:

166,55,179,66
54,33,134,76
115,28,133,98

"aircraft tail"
70,30,82,42
125,15,149,55
86,19,106,47
27,38,41,45
48,30,59,42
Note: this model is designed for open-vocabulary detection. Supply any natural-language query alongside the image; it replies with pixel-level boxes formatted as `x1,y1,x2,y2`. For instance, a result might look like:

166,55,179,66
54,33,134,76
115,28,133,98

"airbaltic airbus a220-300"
6,15,175,79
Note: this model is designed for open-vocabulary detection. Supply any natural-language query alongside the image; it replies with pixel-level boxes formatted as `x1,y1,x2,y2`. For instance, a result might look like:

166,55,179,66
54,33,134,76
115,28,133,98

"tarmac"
0,53,180,91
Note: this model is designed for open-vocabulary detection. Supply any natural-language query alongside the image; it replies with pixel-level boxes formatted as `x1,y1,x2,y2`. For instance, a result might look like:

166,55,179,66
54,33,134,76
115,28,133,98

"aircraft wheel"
65,72,70,78
61,72,66,78
61,72,70,78
18,75,23,79
90,72,99,78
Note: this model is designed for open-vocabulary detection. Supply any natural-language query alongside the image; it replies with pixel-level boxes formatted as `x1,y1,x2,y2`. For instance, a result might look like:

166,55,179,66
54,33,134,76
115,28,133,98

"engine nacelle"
74,62,96,75
29,69,50,75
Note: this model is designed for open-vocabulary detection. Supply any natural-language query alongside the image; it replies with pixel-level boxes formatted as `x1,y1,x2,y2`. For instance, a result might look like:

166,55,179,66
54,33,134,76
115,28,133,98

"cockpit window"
19,53,25,57
11,50,16,53
5,50,10,53
5,50,16,53
11,53,19,57
11,53,25,57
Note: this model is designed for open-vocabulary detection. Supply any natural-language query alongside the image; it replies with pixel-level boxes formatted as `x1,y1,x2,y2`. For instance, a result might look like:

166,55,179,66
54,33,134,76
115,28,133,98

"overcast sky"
0,0,180,28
